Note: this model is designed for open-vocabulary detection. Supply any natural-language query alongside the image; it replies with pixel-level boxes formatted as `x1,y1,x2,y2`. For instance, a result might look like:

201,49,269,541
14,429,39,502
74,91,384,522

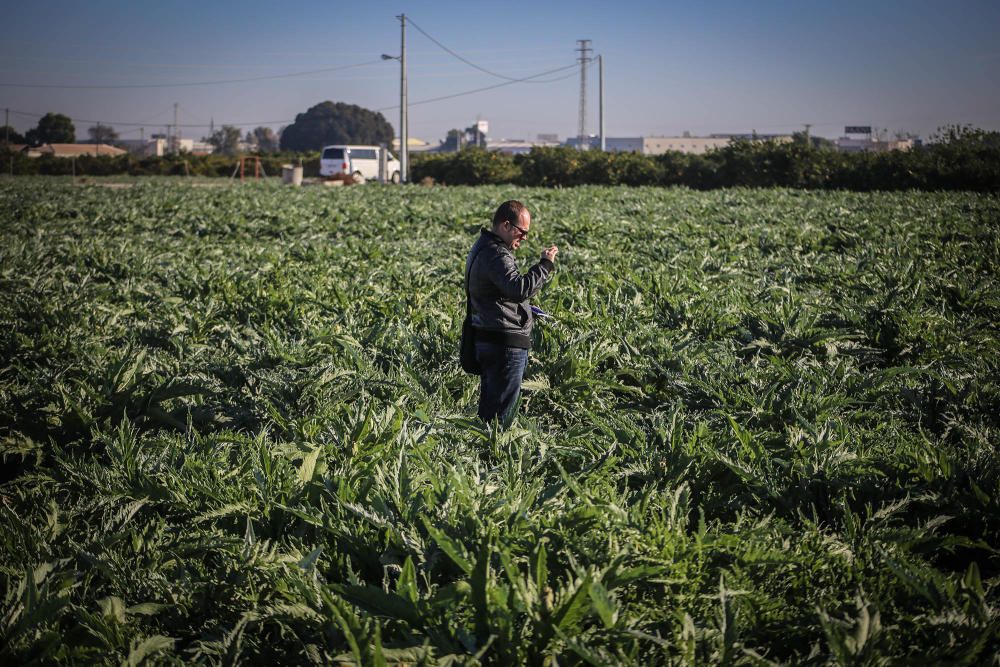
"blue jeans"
475,342,528,427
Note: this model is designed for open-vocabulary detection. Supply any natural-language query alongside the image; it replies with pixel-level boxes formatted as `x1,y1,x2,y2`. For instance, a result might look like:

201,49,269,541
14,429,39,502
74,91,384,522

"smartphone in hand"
531,305,552,319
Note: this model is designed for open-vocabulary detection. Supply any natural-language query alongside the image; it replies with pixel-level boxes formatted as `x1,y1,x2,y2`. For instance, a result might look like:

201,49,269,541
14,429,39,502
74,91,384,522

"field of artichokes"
1,179,998,664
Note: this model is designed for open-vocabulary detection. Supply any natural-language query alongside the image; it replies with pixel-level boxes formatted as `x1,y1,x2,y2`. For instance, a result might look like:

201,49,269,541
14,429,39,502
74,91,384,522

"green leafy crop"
1,180,998,664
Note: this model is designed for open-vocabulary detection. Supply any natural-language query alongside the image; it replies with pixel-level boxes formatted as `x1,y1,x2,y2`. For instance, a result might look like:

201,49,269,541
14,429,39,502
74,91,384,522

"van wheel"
390,171,400,184
351,171,365,184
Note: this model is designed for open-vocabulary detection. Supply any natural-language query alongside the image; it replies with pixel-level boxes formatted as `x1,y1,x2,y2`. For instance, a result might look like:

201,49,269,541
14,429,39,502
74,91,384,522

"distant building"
835,137,914,153
604,137,643,152
117,139,145,155
435,120,494,153
641,134,792,155
469,120,488,148
564,135,597,150
119,137,216,157
392,137,434,153
709,133,793,142
487,137,560,155
22,143,127,158
565,136,645,152
124,138,171,157
641,136,730,155
188,141,215,156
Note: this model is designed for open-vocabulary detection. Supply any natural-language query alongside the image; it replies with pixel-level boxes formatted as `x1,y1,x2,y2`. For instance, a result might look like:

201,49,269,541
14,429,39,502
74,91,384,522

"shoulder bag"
460,244,485,374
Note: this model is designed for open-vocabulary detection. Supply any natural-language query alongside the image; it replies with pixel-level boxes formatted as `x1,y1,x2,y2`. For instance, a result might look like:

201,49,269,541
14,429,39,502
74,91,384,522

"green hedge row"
411,128,1000,192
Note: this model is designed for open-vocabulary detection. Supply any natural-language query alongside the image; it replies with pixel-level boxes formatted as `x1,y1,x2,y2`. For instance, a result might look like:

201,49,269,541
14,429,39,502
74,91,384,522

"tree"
25,112,75,145
205,125,242,156
279,101,394,152
88,124,119,145
1,125,26,145
251,126,279,153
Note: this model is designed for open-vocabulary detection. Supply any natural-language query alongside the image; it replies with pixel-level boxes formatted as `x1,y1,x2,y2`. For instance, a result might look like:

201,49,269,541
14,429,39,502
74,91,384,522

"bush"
516,147,587,186
0,150,325,180
412,147,519,185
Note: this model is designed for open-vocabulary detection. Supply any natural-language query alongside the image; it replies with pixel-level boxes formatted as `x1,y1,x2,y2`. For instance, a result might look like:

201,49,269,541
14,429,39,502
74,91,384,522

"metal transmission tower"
576,39,592,150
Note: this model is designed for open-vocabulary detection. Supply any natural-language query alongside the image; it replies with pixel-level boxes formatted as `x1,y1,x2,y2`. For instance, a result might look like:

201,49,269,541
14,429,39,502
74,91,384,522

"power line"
377,62,583,112
0,59,383,89
5,108,289,129
5,60,588,130
406,17,567,84
0,44,573,64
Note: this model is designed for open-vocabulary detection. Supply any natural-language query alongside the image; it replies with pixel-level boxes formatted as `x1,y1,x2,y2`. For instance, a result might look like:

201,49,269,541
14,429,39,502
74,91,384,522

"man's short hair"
492,200,526,228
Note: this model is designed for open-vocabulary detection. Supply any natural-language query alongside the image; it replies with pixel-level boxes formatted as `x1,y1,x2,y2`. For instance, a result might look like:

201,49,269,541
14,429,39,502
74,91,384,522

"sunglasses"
506,220,529,239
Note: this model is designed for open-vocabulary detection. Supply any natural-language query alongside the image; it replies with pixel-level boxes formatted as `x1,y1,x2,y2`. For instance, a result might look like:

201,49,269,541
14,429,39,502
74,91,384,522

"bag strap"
465,241,487,312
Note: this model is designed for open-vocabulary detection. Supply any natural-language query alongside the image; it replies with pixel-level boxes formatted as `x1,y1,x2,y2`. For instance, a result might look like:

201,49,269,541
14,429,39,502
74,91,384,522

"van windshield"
321,148,344,160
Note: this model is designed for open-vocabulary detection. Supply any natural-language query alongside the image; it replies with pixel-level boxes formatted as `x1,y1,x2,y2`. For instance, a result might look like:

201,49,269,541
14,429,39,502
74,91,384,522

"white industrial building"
835,137,915,153
604,137,644,152
119,137,215,156
392,137,434,153
641,136,731,155
643,134,792,155
487,138,561,155
20,143,128,158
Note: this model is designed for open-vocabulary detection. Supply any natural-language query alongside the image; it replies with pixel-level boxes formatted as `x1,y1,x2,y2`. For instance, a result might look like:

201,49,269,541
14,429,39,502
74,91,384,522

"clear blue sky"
2,0,998,143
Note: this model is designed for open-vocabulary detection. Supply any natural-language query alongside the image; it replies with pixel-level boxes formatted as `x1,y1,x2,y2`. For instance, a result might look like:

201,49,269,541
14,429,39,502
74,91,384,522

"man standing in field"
466,200,558,426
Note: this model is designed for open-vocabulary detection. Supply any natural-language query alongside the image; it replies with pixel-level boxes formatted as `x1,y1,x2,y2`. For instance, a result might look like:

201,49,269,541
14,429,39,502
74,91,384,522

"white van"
319,145,401,183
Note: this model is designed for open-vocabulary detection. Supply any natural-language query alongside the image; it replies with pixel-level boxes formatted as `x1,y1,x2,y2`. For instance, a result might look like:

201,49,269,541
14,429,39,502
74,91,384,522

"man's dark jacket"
466,228,554,349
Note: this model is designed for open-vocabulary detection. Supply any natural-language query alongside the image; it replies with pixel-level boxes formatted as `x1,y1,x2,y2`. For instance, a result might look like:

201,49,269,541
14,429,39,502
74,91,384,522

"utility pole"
803,123,812,148
598,55,605,152
96,122,100,155
5,107,10,177
173,103,179,155
576,39,592,150
398,14,408,183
